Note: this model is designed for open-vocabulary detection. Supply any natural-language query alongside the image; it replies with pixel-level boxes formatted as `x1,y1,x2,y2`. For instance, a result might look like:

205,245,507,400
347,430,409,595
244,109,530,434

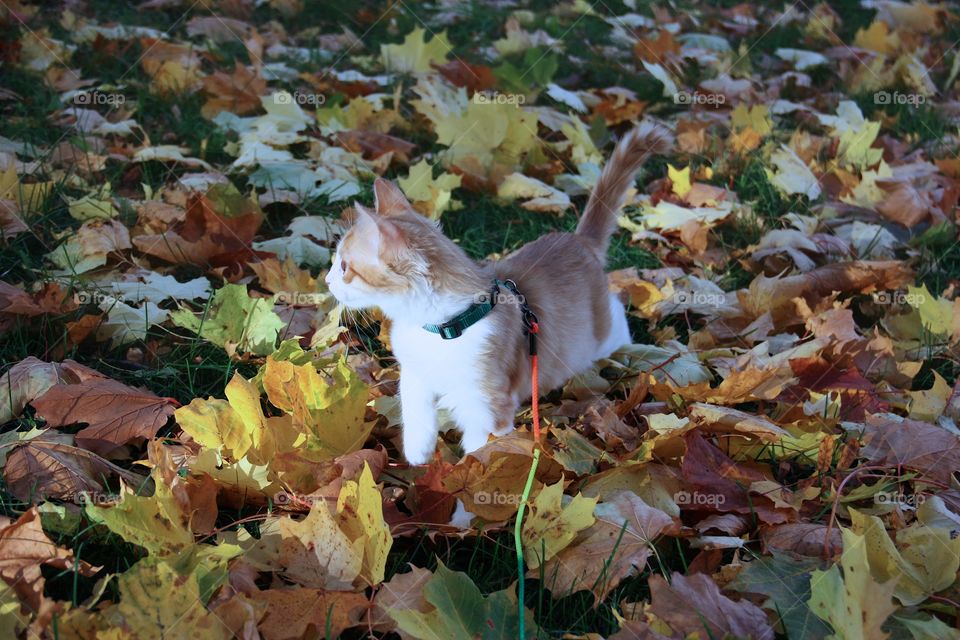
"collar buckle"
438,324,463,340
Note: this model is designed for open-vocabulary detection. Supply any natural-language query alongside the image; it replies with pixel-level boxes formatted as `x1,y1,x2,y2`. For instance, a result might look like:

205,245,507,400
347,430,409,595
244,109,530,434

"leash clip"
501,279,539,354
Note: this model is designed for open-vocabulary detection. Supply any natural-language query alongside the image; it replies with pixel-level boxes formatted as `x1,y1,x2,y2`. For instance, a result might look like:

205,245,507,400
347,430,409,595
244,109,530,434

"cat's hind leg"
599,293,632,356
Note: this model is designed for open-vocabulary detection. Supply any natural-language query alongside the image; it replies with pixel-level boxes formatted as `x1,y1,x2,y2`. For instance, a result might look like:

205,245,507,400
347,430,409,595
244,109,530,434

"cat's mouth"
327,284,365,310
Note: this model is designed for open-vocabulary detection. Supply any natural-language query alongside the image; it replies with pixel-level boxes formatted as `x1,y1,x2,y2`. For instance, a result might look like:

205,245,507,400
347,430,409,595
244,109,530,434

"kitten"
326,121,673,464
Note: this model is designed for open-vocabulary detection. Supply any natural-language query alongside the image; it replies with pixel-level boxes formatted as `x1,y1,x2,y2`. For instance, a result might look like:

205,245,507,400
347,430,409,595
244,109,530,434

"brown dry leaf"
592,89,647,126
368,564,432,635
431,59,497,93
49,218,132,273
0,199,27,237
761,523,841,557
0,357,106,424
0,281,77,332
208,590,264,640
201,62,267,119
676,119,710,154
133,187,263,266
582,401,641,451
647,572,775,640
876,181,935,226
0,507,96,620
687,403,789,442
444,453,538,521
741,260,914,320
633,29,681,68
249,589,369,640
333,130,416,163
861,415,960,485
682,432,791,525
3,432,145,502
681,367,793,404
32,379,177,456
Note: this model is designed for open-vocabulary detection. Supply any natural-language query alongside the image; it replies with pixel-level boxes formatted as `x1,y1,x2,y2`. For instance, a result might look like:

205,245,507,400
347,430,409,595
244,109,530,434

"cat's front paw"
403,442,435,466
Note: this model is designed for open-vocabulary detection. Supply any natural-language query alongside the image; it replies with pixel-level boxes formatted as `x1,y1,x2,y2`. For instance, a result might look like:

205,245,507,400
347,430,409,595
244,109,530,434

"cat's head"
325,179,482,319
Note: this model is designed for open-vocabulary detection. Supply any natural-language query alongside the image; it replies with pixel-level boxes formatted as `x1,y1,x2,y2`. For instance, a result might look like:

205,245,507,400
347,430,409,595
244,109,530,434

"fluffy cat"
326,121,673,464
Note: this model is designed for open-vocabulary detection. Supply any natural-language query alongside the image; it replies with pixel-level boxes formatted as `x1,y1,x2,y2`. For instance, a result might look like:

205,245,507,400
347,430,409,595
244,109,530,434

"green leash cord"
515,446,541,639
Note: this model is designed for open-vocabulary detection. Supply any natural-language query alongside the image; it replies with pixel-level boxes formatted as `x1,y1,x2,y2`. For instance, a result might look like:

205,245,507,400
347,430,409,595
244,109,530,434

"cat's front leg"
400,373,438,465
455,391,517,456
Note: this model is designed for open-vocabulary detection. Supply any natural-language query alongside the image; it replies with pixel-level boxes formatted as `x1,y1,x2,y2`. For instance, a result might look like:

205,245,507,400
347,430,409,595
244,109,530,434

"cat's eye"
340,259,348,272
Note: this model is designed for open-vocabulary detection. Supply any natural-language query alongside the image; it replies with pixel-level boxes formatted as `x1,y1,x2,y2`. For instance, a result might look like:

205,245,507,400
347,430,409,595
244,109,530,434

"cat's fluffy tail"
576,121,673,261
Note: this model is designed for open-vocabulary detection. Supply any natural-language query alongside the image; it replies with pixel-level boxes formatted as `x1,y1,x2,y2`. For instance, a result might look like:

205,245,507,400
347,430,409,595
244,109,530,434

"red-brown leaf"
32,379,176,455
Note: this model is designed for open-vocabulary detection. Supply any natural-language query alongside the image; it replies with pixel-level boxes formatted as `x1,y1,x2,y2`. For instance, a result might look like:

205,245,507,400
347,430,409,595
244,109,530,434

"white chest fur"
390,319,494,407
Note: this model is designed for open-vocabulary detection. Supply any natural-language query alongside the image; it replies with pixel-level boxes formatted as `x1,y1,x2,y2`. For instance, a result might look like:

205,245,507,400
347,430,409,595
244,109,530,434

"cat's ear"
352,202,380,243
352,202,378,228
353,202,405,257
373,178,410,216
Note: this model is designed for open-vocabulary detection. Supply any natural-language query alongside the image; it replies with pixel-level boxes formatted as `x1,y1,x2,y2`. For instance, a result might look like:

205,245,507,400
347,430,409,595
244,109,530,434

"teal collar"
423,280,502,340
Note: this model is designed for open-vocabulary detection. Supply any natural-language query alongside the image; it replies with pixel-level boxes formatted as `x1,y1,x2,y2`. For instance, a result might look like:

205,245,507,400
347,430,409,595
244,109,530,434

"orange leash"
529,321,541,440
516,319,541,638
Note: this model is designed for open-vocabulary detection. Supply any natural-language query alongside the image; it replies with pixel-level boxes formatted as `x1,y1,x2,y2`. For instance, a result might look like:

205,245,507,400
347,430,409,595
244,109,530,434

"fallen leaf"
32,378,176,456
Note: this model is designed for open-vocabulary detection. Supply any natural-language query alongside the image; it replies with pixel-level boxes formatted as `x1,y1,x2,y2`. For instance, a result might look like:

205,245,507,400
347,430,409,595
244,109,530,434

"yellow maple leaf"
175,372,299,465
809,527,899,638
855,20,900,56
381,27,451,73
667,164,692,198
838,121,883,170
84,465,194,556
906,284,953,336
66,183,117,220
521,479,598,569
262,356,372,458
59,560,232,639
849,509,960,606
398,158,462,219
143,59,202,95
336,463,392,586
223,487,372,590
731,104,773,136
908,370,951,422
0,164,52,212
412,77,540,180
277,500,363,589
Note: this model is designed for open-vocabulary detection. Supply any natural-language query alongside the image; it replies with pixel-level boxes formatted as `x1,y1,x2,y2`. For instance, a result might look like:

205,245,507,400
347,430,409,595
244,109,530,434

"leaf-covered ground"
1,0,960,638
